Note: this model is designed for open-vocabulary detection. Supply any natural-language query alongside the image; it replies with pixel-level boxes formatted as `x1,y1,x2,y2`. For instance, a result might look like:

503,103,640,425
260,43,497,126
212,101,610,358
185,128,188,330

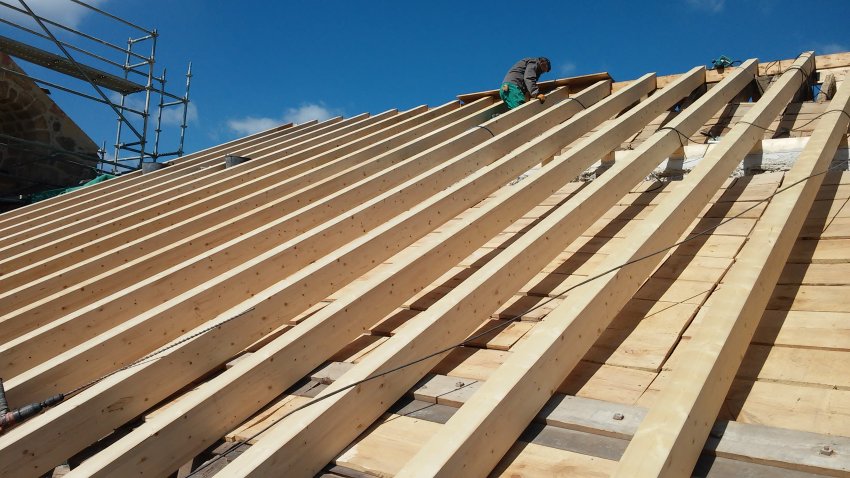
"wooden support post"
612,59,850,478
0,84,604,477
395,52,814,478
817,73,837,103
208,72,711,477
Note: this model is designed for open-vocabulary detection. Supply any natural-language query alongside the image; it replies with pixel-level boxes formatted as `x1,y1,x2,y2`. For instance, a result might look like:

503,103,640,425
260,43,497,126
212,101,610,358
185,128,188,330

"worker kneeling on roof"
500,57,551,109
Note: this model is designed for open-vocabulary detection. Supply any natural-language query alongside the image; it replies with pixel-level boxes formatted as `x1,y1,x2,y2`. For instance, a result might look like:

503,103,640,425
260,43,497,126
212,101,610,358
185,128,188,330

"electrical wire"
64,307,256,397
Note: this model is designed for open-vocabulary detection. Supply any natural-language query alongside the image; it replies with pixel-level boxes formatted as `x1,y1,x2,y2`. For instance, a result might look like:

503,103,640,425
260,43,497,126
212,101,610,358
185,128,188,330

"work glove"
536,94,546,103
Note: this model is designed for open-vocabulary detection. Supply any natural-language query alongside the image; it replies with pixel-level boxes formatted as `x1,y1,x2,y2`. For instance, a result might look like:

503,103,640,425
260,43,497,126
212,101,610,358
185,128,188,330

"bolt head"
613,413,625,421
820,445,835,456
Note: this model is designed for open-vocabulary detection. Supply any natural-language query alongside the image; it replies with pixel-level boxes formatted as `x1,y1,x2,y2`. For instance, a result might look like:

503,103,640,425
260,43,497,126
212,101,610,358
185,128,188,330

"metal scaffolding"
0,0,192,172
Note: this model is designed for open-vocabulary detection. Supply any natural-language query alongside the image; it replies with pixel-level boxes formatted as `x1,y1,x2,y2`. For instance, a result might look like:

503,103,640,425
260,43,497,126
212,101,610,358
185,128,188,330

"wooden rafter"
395,52,815,477
613,58,850,478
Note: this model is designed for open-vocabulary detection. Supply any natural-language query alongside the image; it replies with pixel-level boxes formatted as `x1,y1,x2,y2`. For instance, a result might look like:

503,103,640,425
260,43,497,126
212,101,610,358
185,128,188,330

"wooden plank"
333,414,443,478
7,84,614,477
399,55,809,478
614,51,847,478
210,65,728,476
767,285,850,312
0,114,362,279
817,73,837,103
788,238,850,263
650,52,850,89
491,441,617,478
558,362,656,405
457,71,612,103
725,379,850,438
737,345,850,388
751,310,850,349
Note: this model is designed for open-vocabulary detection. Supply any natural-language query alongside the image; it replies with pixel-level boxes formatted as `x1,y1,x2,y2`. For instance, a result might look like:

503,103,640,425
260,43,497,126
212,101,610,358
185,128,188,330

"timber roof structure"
1,50,849,478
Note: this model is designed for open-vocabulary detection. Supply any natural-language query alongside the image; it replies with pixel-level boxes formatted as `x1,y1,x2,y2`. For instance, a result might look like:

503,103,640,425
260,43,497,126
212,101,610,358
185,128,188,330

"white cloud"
160,101,198,126
685,0,725,12
558,62,577,77
11,0,110,29
226,103,343,136
283,103,341,124
226,116,280,136
817,43,848,54
108,92,198,127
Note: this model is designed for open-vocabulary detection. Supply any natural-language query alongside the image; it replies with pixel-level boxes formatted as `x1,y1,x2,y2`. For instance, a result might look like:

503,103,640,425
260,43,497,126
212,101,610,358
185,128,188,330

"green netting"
28,173,116,204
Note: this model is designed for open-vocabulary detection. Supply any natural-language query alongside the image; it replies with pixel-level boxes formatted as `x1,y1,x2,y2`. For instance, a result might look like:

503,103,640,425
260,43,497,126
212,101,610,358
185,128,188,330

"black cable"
565,97,588,110
471,125,495,137
64,307,256,397
656,126,691,149
188,154,850,476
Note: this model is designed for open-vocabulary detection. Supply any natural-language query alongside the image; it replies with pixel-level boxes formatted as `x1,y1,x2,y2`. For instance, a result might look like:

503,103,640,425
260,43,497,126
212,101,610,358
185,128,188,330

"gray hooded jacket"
502,58,547,97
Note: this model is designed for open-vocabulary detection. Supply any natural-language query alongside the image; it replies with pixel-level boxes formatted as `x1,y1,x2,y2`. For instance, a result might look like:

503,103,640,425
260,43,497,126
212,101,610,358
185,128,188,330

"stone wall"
0,52,99,206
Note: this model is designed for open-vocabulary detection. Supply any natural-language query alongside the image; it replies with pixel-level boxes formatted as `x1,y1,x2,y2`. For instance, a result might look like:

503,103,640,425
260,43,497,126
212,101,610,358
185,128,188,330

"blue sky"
2,0,848,164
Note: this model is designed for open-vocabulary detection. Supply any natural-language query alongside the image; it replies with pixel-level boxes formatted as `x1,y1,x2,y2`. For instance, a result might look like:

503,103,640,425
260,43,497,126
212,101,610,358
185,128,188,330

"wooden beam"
457,72,612,103
209,72,711,476
612,58,850,478
817,73,837,103
0,118,325,231
396,52,815,478
0,119,303,225
627,52,849,92
0,101,495,374
0,109,404,252
53,83,618,478
0,84,599,477
0,102,479,342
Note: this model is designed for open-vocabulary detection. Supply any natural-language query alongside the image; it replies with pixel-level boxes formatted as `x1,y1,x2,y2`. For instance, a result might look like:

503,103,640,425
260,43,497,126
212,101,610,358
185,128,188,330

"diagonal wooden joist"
59,79,628,478
394,52,815,477
0,100,484,344
0,83,602,477
0,113,356,263
0,115,343,240
0,108,404,254
612,57,850,478
0,120,305,227
0,100,492,374
0,105,458,293
208,70,711,477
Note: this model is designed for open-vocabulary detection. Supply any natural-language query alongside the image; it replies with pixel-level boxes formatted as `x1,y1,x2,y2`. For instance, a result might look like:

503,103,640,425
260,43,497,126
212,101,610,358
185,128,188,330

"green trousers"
499,82,525,109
